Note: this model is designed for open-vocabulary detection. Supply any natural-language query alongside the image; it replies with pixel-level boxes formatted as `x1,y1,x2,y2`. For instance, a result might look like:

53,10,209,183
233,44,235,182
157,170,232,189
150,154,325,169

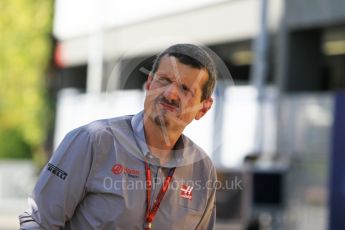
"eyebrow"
154,72,166,79
156,74,171,81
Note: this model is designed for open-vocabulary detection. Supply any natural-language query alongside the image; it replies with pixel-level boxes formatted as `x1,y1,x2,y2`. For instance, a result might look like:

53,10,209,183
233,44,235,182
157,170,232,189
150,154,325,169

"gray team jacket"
19,111,217,230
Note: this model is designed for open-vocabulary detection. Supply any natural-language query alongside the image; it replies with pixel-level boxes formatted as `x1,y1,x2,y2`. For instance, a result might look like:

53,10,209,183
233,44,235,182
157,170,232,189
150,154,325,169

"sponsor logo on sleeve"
47,163,68,180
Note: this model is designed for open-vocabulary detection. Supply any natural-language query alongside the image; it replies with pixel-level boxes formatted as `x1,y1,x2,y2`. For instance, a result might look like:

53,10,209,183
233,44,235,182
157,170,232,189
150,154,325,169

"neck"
143,114,182,164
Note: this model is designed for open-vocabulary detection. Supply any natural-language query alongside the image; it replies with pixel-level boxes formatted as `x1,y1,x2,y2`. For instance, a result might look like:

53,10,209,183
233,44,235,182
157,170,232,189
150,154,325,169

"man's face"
144,55,213,131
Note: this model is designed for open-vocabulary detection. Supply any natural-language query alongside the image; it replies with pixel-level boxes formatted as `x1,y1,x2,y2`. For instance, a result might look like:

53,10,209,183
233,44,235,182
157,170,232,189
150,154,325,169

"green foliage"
0,0,53,158
0,128,32,158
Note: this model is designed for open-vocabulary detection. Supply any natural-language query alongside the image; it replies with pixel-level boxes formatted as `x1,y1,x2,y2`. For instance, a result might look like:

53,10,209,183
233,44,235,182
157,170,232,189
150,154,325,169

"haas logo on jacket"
112,163,140,178
180,185,193,200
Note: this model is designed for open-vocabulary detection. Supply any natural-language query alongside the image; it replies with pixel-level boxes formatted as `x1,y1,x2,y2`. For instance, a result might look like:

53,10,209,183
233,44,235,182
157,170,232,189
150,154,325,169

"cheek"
181,101,201,115
145,87,164,108
148,84,166,96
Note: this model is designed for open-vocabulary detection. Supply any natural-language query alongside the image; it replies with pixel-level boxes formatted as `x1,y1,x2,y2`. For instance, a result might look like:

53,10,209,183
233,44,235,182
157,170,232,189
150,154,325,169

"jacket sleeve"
195,165,217,230
19,127,94,230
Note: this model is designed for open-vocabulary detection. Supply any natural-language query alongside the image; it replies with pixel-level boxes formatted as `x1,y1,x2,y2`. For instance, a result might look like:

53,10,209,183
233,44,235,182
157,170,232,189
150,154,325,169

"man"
19,43,218,229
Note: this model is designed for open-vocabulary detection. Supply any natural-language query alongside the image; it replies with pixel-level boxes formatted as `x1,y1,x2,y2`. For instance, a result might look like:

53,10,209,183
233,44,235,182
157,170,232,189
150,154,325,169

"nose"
163,82,180,101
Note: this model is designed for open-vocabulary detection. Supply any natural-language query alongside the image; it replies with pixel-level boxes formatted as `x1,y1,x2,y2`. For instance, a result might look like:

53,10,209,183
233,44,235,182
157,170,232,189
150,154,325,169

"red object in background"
54,43,64,68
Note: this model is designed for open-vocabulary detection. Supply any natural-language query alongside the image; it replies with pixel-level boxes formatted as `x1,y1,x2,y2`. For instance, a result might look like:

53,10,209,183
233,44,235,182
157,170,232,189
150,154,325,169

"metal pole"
250,0,269,154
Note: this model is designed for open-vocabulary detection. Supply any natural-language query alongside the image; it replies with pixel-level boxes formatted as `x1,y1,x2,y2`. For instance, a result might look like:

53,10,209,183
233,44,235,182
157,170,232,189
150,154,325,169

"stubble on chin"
153,110,169,127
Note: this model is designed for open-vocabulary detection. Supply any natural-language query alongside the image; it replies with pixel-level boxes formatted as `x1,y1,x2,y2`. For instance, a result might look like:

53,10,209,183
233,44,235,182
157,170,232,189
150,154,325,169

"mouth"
158,101,179,112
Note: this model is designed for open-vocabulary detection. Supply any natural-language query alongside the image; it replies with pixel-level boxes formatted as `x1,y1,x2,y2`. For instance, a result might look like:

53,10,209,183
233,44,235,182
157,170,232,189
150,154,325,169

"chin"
154,114,172,127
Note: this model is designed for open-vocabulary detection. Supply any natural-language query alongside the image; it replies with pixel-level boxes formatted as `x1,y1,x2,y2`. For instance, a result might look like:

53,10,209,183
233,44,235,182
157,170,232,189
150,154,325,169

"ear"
145,73,153,90
195,97,213,120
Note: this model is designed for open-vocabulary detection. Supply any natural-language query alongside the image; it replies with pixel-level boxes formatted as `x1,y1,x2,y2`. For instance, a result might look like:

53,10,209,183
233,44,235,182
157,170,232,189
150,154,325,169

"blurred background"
1,0,345,229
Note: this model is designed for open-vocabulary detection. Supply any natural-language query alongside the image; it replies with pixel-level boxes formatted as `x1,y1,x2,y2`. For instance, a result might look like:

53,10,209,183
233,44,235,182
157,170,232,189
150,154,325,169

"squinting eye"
157,77,169,85
181,85,190,92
